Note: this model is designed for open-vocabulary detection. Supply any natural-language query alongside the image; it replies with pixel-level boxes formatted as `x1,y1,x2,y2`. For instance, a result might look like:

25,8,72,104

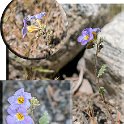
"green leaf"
32,67,54,73
99,87,105,95
97,64,107,78
39,112,49,124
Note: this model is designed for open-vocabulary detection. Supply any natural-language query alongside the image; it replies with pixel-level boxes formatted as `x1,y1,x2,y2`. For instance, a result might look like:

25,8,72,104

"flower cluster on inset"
22,12,46,38
6,88,34,124
22,12,53,44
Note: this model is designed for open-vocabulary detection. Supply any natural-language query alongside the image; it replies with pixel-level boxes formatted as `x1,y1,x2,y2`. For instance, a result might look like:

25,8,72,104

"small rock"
78,79,93,94
55,112,65,121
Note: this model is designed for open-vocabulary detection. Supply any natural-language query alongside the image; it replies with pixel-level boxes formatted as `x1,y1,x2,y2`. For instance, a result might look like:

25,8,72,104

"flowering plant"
6,88,49,124
22,12,53,45
77,27,101,45
77,27,121,123
22,12,46,38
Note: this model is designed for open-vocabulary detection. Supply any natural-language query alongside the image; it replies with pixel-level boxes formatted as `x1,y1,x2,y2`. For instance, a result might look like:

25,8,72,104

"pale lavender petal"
23,19,27,27
23,92,32,99
18,107,27,114
81,30,88,36
87,28,93,34
23,100,31,108
22,27,27,38
20,122,25,124
34,12,46,19
23,115,34,124
28,15,35,20
77,35,84,42
81,40,88,45
15,88,24,96
77,35,88,45
92,28,101,33
8,96,16,104
6,115,16,124
7,105,17,115
89,33,94,41
82,28,92,34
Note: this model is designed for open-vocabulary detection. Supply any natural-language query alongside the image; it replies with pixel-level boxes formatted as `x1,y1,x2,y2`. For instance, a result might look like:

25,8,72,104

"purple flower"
77,28,101,45
8,88,32,109
27,12,46,20
6,106,34,124
22,12,46,38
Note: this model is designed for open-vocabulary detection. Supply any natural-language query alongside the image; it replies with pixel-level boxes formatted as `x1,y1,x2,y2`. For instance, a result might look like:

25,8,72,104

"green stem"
94,42,115,124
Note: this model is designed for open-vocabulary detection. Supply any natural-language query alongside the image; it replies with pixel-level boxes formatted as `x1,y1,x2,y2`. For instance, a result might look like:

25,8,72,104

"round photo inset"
1,0,68,59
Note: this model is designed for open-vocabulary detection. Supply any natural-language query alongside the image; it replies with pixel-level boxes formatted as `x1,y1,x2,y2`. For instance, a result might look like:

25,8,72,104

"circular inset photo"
1,0,68,59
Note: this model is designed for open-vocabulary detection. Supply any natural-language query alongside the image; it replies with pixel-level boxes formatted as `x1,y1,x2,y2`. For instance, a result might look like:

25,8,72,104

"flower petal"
14,88,24,96
81,40,89,45
89,32,94,41
22,27,27,38
8,96,16,104
34,12,46,19
23,92,31,99
77,35,84,42
82,28,92,35
81,30,88,36
6,115,16,124
24,100,31,108
7,105,17,115
23,115,34,124
92,28,101,33
77,35,88,45
27,15,35,21
18,107,27,114
23,19,27,27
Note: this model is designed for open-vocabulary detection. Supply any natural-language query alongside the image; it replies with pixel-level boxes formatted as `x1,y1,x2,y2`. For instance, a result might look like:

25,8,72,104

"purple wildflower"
22,12,46,38
6,106,34,124
77,28,101,45
8,88,32,109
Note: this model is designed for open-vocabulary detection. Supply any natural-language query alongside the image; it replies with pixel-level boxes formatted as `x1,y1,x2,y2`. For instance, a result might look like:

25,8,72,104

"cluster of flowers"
22,12,46,38
77,27,101,46
6,88,34,124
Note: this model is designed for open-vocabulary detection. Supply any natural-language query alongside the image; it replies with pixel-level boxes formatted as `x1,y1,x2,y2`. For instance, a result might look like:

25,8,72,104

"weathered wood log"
8,4,123,79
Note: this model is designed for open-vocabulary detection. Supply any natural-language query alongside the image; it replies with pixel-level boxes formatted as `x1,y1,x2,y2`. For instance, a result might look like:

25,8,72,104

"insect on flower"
8,88,32,109
77,28,101,45
22,12,46,38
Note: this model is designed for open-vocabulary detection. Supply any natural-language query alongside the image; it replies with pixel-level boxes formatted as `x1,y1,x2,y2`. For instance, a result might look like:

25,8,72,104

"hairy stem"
94,42,115,124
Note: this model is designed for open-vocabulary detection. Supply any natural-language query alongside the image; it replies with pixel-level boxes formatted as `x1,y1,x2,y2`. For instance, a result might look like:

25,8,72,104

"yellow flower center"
16,113,24,121
84,35,89,40
27,25,39,32
17,96,24,104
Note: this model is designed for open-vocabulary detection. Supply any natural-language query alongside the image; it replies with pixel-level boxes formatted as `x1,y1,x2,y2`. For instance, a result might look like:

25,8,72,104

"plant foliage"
97,64,107,78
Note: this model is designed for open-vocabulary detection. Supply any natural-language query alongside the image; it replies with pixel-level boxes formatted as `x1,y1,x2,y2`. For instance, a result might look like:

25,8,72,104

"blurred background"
2,80,71,124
